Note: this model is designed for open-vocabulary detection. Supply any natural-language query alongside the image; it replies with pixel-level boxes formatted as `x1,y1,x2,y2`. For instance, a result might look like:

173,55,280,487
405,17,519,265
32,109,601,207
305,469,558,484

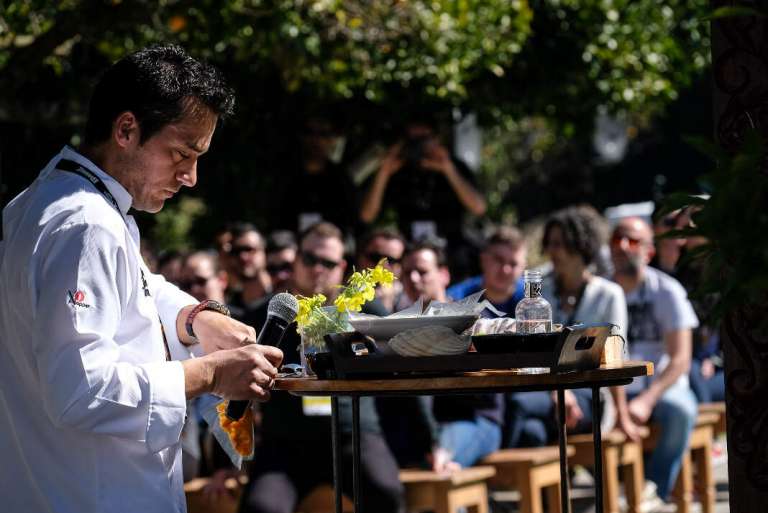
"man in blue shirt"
447,226,527,315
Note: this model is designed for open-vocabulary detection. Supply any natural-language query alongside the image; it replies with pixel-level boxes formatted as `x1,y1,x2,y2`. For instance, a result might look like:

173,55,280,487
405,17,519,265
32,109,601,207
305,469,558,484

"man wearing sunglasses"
610,217,698,505
241,222,404,513
226,222,272,315
356,228,406,313
265,230,298,294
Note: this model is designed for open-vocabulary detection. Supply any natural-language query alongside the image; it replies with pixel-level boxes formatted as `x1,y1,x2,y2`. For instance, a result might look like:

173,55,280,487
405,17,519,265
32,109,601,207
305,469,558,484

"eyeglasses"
365,252,401,265
610,234,647,249
267,262,293,275
180,275,213,289
300,251,341,270
230,245,262,256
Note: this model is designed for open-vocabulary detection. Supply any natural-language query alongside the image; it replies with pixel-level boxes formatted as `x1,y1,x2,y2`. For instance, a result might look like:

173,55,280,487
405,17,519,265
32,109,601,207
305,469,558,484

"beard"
613,253,643,276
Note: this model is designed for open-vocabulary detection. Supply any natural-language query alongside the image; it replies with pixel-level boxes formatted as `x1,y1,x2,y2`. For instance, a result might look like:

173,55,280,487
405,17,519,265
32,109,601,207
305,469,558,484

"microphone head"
267,292,299,323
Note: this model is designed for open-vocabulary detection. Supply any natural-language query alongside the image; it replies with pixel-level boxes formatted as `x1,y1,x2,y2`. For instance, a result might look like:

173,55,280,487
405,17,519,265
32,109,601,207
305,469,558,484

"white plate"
348,314,477,341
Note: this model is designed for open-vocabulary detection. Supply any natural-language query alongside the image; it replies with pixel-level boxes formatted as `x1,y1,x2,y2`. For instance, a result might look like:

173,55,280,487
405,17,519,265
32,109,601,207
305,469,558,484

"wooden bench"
568,427,649,513
698,402,727,435
645,411,719,513
185,476,246,513
399,466,496,513
481,446,575,513
295,484,354,513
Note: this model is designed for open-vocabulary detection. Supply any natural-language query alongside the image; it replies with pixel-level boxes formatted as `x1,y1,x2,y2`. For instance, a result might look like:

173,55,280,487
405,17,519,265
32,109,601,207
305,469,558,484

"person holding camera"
359,120,486,252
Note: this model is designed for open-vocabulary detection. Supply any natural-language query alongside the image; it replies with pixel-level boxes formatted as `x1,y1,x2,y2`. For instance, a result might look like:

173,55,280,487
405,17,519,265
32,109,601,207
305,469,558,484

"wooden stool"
645,411,719,513
295,485,354,513
399,466,496,513
698,402,727,435
184,476,246,513
482,446,575,513
568,428,649,513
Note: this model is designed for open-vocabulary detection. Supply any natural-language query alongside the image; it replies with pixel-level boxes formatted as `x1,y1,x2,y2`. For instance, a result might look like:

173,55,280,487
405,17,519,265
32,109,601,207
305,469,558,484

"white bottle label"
516,320,552,334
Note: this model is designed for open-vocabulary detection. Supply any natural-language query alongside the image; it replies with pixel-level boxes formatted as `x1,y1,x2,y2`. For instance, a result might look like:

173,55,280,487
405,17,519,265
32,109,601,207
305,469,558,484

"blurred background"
0,0,712,253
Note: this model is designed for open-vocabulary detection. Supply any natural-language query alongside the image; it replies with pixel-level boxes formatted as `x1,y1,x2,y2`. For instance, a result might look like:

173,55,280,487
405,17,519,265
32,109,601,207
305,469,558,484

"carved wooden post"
710,3,768,511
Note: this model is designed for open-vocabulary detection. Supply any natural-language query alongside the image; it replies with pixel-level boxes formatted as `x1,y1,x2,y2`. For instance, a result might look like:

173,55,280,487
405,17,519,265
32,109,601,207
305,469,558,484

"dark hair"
299,222,343,246
184,249,221,273
266,230,298,254
228,221,261,243
359,227,406,253
406,236,447,267
85,44,235,145
542,205,607,266
484,225,525,251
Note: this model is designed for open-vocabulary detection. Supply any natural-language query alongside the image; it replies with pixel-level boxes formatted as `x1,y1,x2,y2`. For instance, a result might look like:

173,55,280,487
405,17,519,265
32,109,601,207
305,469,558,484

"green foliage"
660,131,768,325
0,0,709,124
150,196,207,253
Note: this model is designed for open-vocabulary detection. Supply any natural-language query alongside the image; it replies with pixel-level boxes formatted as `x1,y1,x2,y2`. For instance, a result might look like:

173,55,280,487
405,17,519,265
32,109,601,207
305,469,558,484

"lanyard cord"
56,158,172,360
56,158,124,218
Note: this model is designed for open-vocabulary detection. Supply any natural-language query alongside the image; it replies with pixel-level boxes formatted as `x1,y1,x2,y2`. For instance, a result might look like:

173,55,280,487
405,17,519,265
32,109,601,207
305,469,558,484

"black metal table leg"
557,388,571,513
352,396,362,513
592,386,604,513
331,397,342,513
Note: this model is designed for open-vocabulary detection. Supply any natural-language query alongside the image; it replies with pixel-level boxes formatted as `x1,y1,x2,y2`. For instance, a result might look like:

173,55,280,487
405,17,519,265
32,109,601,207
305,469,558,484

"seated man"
447,226,527,314
611,216,699,502
241,222,403,513
379,240,503,472
356,228,407,314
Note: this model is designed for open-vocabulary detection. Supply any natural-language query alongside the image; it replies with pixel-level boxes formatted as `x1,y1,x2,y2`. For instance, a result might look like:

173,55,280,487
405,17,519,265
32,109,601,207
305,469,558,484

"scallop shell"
387,325,471,357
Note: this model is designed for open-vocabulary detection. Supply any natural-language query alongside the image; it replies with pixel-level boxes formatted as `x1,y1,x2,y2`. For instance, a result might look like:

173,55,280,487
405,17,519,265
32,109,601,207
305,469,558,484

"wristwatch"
185,299,231,340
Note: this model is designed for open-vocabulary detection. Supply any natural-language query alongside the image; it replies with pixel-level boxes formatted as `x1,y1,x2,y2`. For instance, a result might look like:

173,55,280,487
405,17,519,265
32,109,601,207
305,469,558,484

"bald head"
610,216,655,277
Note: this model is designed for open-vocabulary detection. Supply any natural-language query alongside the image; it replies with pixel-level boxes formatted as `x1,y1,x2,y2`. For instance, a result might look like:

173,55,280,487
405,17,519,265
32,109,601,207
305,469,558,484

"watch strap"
185,299,231,340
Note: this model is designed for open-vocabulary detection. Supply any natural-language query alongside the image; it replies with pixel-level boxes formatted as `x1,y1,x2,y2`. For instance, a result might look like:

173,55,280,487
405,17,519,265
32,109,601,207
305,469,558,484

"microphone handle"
225,314,291,420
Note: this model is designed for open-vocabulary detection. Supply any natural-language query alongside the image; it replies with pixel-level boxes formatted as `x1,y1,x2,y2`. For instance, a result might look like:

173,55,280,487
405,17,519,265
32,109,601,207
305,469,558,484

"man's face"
359,236,405,278
230,231,266,280
292,235,346,297
480,243,526,295
610,218,655,276
181,255,227,302
119,106,217,213
402,249,448,302
267,247,296,293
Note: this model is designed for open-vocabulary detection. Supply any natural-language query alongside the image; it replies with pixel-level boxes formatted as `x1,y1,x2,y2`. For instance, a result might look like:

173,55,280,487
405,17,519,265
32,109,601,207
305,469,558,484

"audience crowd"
144,121,720,512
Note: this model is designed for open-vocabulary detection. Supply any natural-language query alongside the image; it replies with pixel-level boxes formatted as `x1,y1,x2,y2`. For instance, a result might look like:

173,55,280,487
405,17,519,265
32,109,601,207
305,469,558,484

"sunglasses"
277,363,304,378
180,275,213,289
267,262,293,275
365,252,401,265
230,245,262,256
300,251,341,270
610,234,647,249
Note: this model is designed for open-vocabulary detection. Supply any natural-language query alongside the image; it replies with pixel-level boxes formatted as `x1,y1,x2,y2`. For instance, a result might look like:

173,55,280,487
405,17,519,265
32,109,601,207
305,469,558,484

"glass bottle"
515,270,553,334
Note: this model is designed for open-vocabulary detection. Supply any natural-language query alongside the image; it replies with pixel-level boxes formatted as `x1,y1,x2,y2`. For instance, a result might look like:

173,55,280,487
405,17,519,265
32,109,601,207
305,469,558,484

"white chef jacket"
0,146,201,513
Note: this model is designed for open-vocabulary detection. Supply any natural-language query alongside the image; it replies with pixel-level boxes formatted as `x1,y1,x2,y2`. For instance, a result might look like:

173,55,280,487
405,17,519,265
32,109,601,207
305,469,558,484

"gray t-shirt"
624,266,699,392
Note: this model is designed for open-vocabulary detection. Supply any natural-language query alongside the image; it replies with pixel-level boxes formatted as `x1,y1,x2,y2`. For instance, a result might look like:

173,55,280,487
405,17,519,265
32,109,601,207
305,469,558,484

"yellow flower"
371,259,394,286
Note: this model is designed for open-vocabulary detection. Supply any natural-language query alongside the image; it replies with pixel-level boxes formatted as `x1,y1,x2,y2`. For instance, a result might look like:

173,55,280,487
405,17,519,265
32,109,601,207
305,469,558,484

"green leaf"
703,6,766,21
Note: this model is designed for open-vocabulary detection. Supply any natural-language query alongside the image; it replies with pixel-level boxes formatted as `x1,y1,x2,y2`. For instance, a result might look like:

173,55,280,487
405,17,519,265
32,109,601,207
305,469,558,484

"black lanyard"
57,158,168,357
56,158,123,218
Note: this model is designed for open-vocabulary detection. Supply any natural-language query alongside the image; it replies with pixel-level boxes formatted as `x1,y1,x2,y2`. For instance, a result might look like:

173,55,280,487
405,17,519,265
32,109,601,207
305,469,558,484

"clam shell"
388,325,471,357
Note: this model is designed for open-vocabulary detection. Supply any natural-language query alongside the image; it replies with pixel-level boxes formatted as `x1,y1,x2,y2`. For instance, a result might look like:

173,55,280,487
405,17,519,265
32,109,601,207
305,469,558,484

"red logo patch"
68,289,91,309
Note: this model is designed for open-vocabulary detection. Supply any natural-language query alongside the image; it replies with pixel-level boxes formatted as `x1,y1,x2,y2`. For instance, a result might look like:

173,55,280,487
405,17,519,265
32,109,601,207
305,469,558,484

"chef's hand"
183,343,283,401
178,305,257,354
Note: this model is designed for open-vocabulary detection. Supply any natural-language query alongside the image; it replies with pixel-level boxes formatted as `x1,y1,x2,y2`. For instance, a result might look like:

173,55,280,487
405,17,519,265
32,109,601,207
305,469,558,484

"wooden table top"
273,361,653,396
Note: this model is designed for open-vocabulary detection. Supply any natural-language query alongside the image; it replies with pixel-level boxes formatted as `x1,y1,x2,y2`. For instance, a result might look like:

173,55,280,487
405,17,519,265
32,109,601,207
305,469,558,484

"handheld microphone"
226,292,299,420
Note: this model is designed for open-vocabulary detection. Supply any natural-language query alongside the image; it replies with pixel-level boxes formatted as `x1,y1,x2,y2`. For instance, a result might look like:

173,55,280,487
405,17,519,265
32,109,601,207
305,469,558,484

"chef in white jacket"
0,45,283,513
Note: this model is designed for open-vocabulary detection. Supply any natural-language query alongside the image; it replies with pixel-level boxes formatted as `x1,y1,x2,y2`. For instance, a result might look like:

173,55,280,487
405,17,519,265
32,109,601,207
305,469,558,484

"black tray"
310,323,614,379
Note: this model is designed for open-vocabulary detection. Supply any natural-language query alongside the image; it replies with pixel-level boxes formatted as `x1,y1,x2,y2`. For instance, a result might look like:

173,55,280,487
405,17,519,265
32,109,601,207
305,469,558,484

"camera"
400,136,431,167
